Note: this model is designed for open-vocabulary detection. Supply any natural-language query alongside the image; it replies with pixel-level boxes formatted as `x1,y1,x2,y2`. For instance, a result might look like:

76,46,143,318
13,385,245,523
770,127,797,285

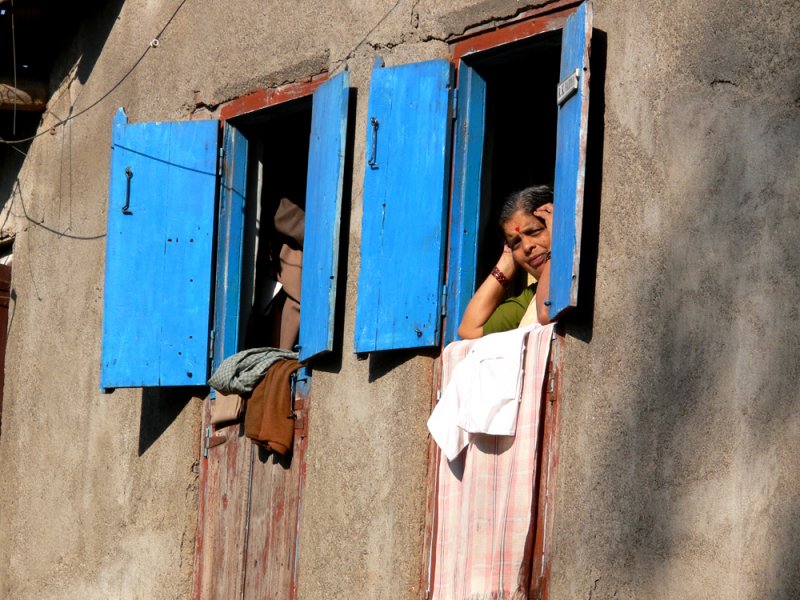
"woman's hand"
497,244,517,278
532,203,554,325
533,202,553,231
457,246,518,339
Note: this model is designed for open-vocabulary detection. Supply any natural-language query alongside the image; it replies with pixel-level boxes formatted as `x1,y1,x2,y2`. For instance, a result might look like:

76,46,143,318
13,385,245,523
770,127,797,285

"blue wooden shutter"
212,123,248,369
443,61,487,345
298,71,350,362
550,1,592,320
101,108,218,388
354,58,452,353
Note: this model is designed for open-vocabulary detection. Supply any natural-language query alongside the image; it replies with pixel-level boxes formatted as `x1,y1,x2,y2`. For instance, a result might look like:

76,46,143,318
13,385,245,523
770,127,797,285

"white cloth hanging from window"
429,322,555,599
427,322,555,461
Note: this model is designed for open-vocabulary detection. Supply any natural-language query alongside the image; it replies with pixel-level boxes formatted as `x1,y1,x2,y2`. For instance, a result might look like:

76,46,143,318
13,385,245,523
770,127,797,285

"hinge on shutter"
208,329,215,361
450,94,458,121
548,332,558,402
440,284,448,317
217,146,225,179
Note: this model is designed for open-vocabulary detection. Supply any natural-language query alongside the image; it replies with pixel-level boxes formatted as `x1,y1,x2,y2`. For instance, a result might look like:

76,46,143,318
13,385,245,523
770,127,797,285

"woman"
457,185,554,339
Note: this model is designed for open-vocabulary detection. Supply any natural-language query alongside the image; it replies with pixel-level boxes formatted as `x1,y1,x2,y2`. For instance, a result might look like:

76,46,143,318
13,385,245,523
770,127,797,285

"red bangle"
491,266,511,289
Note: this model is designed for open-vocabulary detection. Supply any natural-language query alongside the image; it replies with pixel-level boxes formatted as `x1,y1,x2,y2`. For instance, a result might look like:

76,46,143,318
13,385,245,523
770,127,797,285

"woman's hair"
498,185,554,226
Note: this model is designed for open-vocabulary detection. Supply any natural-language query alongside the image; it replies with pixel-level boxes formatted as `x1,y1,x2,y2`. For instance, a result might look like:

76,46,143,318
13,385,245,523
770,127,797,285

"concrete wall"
0,0,797,598
551,1,800,598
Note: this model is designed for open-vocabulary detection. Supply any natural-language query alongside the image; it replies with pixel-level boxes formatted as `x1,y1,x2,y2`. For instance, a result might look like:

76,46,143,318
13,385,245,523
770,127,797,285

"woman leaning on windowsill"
457,185,554,340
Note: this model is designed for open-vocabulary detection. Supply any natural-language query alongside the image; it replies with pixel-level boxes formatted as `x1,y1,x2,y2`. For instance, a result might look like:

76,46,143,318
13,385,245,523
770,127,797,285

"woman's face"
502,209,551,279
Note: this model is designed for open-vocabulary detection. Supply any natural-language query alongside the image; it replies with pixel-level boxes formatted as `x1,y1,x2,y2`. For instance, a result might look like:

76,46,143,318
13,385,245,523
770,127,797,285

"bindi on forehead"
514,226,520,233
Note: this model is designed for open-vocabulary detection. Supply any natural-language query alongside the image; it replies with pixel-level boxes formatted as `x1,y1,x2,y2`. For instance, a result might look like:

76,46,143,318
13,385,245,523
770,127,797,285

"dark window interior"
469,31,562,289
232,99,312,350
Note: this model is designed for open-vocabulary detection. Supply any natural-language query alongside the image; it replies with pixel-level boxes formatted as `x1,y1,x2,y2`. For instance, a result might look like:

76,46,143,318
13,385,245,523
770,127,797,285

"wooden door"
193,375,310,600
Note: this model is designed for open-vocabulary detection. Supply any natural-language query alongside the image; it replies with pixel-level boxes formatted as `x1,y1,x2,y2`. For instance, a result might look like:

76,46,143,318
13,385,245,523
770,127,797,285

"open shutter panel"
298,71,350,362
444,61,488,345
101,108,218,388
550,1,592,321
354,58,452,353
213,124,248,369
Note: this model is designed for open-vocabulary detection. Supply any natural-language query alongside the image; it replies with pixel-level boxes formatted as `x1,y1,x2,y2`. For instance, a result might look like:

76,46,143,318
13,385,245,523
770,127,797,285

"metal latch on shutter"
556,68,580,105
204,425,227,457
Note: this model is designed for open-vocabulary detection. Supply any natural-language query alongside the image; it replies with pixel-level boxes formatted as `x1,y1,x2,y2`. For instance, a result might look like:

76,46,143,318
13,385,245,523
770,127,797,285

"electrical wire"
2,0,402,145
0,0,190,145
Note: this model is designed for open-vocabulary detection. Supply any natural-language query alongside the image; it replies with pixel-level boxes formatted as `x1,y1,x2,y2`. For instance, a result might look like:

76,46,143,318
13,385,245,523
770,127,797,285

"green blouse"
482,283,536,335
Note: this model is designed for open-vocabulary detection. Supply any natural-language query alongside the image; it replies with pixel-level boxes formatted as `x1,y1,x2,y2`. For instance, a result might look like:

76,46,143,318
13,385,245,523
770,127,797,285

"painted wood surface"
242,380,309,599
550,1,592,321
195,369,311,600
213,124,248,369
197,424,251,600
298,71,350,362
354,57,452,353
101,108,218,388
444,61,487,345
530,333,563,600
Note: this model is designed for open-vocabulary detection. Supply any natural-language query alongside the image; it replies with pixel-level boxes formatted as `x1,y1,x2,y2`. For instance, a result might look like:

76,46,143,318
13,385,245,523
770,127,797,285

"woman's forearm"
457,253,516,339
535,258,552,324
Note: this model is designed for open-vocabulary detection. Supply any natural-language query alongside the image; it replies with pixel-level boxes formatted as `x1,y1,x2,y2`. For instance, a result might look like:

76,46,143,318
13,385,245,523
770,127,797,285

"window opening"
425,3,592,595
231,98,312,352
468,32,562,296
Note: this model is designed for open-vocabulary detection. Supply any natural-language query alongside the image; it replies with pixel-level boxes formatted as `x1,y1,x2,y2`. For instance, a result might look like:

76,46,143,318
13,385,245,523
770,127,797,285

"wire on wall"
0,0,190,146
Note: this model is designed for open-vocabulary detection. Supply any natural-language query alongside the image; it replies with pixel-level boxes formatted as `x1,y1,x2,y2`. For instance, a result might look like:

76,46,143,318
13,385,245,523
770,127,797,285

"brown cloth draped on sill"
244,358,302,455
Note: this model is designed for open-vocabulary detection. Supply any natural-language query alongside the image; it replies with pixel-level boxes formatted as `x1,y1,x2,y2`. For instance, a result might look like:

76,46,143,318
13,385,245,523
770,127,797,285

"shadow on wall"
561,14,800,600
139,387,196,456
0,114,36,212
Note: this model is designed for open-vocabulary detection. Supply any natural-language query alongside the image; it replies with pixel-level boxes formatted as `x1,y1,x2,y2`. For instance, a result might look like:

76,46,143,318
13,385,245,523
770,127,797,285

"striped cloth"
431,323,554,600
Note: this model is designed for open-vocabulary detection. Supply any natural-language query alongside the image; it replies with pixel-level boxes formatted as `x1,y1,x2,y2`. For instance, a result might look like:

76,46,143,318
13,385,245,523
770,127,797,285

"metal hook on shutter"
290,371,298,419
367,117,379,168
121,166,133,215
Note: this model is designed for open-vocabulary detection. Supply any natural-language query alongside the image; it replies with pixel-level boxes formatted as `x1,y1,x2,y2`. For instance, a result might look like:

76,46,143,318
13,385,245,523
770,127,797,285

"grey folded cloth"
207,347,299,395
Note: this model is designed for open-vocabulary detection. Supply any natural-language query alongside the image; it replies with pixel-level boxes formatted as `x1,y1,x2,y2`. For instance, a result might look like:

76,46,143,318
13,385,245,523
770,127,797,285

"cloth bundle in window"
277,244,302,349
207,347,298,395
251,196,305,349
273,196,305,245
428,323,553,461
244,358,303,455
210,391,243,425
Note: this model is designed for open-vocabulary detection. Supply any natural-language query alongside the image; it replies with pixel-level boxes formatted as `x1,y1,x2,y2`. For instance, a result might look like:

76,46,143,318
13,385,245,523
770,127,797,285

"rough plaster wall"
0,4,203,599
9,0,794,598
551,0,800,598
0,0,548,598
